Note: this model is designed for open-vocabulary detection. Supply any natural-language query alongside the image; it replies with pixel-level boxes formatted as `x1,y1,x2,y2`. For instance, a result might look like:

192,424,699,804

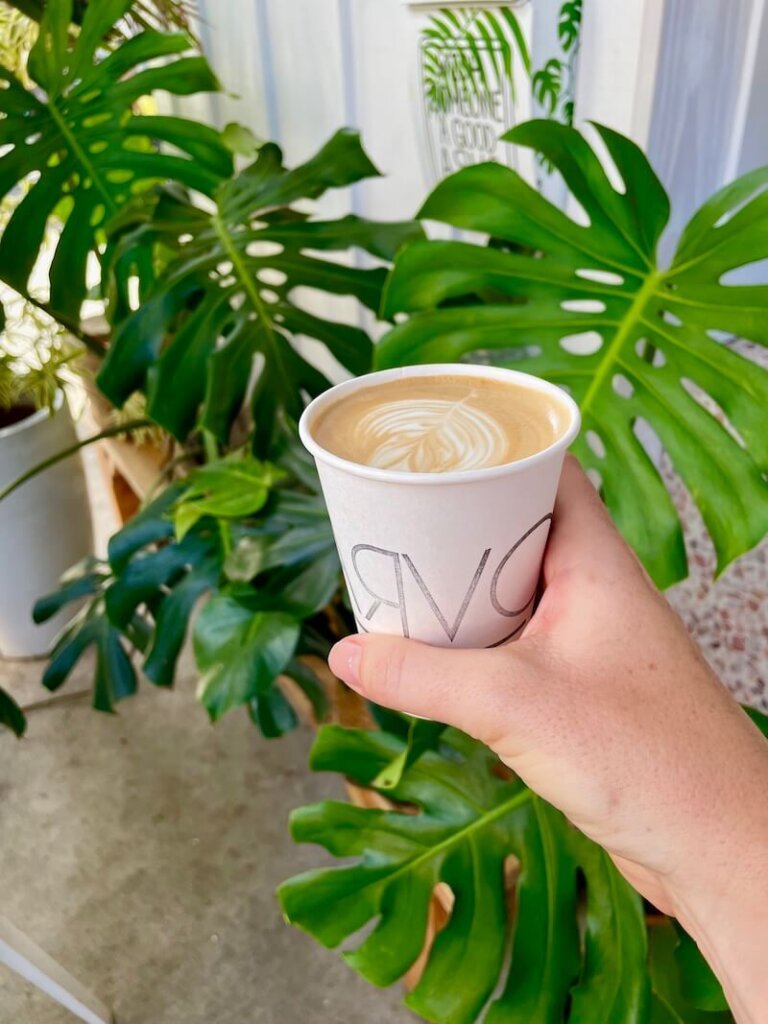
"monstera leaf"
279,725,651,1024
379,120,768,588
97,130,423,452
0,0,231,329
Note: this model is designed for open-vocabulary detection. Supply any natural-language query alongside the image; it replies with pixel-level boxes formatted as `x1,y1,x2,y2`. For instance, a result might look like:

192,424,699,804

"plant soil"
0,404,36,429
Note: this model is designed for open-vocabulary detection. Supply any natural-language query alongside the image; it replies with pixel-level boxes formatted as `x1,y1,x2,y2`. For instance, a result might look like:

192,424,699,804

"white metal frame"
0,917,112,1024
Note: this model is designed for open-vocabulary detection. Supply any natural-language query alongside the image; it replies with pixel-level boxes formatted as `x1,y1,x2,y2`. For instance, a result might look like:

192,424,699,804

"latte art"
357,398,509,472
311,373,569,473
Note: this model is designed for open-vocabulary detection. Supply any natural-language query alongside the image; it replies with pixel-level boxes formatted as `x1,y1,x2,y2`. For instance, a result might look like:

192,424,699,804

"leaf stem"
47,98,117,213
580,271,660,417
0,419,150,503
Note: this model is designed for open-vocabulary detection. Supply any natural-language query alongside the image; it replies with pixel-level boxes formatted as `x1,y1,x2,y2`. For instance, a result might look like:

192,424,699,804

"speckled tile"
663,338,768,712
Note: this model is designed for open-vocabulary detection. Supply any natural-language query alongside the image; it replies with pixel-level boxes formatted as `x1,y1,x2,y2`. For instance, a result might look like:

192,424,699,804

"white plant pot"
0,394,93,658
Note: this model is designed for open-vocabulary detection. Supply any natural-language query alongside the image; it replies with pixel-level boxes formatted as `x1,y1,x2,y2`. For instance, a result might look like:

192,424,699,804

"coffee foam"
311,374,569,474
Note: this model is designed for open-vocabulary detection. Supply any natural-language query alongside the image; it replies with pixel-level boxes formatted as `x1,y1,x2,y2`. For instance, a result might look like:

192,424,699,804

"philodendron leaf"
0,0,231,327
193,593,300,721
173,455,286,539
379,120,768,588
98,131,423,452
279,725,650,1024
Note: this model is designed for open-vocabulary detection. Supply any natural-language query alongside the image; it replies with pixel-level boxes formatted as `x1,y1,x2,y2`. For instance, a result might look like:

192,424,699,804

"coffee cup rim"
299,363,582,485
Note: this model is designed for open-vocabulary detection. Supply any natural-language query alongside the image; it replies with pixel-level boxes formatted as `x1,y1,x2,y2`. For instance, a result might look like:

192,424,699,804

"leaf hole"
179,233,194,245
561,299,606,314
680,378,747,449
217,261,234,276
260,289,280,305
219,276,236,288
88,140,108,155
719,257,768,286
587,127,627,194
246,240,284,259
661,310,682,327
82,112,112,129
25,132,42,146
575,268,624,286
90,204,106,228
559,331,603,355
585,429,606,459
633,416,664,463
106,170,134,185
257,268,287,288
634,339,666,366
79,89,100,104
612,373,634,398
586,468,603,490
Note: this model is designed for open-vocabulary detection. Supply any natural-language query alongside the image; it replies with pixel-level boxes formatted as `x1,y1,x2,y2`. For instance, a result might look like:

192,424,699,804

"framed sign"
406,1,534,185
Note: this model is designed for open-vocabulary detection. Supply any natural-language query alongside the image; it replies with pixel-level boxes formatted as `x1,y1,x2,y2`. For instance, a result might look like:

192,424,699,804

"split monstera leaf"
378,120,768,588
97,130,423,452
280,725,652,1024
0,0,230,330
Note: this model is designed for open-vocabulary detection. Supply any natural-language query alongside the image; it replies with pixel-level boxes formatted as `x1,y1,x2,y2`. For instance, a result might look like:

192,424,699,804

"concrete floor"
0,655,415,1024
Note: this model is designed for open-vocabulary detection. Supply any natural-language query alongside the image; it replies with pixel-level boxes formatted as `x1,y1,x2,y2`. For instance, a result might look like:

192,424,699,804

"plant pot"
0,394,93,658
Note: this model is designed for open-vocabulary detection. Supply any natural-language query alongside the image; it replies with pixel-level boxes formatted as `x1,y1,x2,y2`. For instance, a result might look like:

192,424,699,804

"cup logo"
343,514,552,648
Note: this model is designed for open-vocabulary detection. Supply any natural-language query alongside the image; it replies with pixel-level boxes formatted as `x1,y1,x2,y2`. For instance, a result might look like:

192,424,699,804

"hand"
329,456,768,1023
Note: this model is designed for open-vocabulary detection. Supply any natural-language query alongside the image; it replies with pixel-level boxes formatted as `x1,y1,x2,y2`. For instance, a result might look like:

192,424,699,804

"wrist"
667,806,768,1023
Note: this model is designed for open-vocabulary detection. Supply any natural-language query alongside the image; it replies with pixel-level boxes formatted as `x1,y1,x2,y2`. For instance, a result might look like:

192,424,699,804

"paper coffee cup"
299,364,580,649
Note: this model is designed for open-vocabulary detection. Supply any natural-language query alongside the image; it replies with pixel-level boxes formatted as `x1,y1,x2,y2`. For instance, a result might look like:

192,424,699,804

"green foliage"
379,120,768,589
0,0,230,331
532,0,581,132
648,920,732,1023
280,724,652,1024
31,444,341,736
97,130,421,453
421,7,530,113
0,685,26,737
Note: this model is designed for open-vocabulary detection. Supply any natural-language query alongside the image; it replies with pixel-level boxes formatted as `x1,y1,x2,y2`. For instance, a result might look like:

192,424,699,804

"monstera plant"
1,2,767,1022
378,121,768,587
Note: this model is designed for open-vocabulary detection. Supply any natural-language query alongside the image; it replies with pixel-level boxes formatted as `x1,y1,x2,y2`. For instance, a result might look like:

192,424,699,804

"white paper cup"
299,364,580,649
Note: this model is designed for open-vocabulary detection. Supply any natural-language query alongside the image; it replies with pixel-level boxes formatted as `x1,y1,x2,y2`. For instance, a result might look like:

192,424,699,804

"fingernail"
329,637,364,690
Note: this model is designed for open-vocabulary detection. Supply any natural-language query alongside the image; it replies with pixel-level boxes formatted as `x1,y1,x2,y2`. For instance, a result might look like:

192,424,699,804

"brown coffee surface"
311,374,569,473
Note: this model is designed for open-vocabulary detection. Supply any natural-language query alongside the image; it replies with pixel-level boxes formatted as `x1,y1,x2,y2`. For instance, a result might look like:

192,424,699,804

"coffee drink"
310,373,569,473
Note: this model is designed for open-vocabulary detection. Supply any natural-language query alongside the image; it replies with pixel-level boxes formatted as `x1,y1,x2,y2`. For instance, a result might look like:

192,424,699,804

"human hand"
329,456,768,1021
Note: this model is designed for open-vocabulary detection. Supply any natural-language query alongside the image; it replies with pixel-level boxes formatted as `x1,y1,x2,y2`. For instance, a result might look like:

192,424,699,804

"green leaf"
567,832,650,1022
0,8,231,326
33,558,108,623
279,726,650,1024
193,594,300,721
174,455,285,540
380,120,768,588
98,131,423,452
283,657,329,723
745,705,768,738
249,685,299,739
372,717,447,790
0,687,26,738
672,924,728,1013
648,919,733,1023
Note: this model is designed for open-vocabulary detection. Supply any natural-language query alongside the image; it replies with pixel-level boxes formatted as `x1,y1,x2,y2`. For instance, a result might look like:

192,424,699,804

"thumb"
328,633,540,746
